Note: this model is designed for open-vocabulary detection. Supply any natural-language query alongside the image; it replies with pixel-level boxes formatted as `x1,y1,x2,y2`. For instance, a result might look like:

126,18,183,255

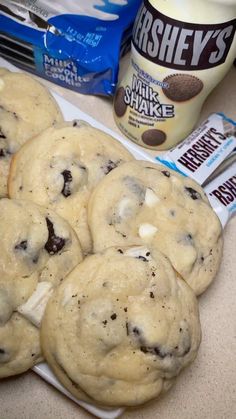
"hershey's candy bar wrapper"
0,0,142,96
156,113,236,185
156,113,236,227
205,161,236,228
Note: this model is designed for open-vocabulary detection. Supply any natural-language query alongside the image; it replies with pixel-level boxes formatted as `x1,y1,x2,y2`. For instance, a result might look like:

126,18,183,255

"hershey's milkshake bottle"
113,0,236,150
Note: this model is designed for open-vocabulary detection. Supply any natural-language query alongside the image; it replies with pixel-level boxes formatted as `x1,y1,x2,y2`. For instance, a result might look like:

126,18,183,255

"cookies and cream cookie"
0,198,83,378
0,313,41,379
0,68,63,197
88,161,223,295
8,121,134,254
41,246,201,407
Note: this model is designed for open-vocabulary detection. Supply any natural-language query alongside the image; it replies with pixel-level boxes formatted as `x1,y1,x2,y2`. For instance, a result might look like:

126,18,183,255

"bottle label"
123,65,175,118
132,0,236,70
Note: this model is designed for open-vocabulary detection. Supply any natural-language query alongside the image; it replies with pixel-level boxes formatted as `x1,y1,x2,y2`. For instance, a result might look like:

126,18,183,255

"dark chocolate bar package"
0,0,142,95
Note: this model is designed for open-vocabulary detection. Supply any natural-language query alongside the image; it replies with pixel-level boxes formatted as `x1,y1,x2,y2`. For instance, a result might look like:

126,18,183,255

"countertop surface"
0,56,236,419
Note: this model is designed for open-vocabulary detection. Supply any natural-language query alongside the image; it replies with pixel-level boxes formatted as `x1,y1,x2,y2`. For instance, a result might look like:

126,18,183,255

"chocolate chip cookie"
88,161,223,295
0,68,63,198
8,121,134,254
0,198,83,378
41,246,201,407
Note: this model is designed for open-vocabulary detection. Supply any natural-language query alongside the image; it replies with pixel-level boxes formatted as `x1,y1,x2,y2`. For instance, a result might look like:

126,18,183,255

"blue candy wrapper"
0,0,141,96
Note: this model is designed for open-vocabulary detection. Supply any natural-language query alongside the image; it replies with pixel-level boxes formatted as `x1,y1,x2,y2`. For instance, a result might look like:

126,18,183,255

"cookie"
8,121,134,254
88,161,223,295
41,246,201,407
162,74,203,102
0,68,63,197
0,313,41,379
0,198,83,378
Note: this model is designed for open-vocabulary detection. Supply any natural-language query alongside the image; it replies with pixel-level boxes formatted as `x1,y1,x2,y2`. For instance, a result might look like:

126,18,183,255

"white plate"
0,57,160,419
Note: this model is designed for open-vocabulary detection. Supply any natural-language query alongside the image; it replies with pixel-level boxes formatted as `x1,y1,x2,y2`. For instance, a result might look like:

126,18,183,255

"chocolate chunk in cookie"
15,240,28,251
102,159,120,175
185,187,202,200
61,170,73,197
45,218,66,255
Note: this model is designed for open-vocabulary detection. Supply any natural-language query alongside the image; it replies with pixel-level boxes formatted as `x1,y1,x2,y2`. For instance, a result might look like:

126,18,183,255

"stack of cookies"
0,69,223,410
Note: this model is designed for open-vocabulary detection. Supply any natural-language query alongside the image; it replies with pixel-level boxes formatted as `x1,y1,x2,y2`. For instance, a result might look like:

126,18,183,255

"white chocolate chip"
171,176,182,186
123,246,152,261
0,78,5,91
144,188,160,207
139,223,158,239
117,197,133,218
62,283,75,307
17,282,53,327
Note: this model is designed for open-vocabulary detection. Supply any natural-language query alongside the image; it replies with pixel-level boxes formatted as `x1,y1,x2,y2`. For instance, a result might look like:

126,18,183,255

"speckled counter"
0,57,235,419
